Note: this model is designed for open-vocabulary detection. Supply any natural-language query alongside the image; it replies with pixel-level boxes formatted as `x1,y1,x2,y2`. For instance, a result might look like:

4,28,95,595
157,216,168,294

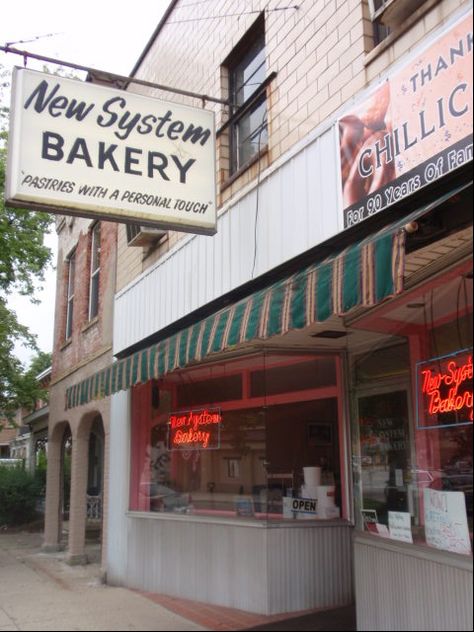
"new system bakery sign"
6,68,217,235
339,12,473,228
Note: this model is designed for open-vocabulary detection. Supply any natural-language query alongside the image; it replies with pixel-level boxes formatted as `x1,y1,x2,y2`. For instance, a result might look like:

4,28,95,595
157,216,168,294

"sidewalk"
0,531,356,631
0,531,206,631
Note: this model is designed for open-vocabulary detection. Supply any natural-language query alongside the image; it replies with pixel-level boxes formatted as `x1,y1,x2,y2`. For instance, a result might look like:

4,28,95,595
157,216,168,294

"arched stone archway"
67,411,105,565
43,421,72,552
45,370,111,568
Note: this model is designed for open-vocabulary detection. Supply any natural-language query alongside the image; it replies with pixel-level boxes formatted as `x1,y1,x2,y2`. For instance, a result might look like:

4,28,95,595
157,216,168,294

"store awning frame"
65,185,469,410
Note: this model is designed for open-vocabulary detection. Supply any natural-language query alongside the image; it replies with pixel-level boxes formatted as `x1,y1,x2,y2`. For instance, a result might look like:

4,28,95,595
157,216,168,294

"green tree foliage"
0,64,8,144
14,350,52,412
0,464,41,526
0,150,53,297
0,62,54,417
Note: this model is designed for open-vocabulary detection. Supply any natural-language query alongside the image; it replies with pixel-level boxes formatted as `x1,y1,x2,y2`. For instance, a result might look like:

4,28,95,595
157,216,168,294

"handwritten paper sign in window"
388,511,413,543
424,488,471,555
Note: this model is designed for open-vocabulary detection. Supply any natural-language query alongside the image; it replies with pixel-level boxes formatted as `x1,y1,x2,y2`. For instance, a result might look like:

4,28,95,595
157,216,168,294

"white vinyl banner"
6,68,217,235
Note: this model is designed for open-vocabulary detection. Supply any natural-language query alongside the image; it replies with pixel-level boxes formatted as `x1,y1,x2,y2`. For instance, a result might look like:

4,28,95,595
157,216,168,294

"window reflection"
351,291,473,554
130,353,343,522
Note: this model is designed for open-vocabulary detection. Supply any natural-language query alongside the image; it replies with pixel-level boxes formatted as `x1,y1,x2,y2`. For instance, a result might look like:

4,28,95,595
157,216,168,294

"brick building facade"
57,0,472,627
44,216,117,566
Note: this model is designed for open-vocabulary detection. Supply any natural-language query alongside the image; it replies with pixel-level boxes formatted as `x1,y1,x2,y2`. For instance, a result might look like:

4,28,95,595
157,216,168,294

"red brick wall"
52,220,117,381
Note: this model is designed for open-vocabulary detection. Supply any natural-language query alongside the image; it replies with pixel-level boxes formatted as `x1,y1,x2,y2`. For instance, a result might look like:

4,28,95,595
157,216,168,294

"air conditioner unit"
126,224,167,247
368,0,426,27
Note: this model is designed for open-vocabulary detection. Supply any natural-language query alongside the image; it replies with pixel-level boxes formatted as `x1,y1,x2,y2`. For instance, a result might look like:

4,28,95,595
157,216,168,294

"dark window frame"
65,248,76,340
225,14,268,175
88,222,101,321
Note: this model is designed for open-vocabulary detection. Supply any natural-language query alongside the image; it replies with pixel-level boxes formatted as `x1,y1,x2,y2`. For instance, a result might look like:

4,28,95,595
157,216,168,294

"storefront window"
357,388,411,521
350,271,473,555
129,352,345,522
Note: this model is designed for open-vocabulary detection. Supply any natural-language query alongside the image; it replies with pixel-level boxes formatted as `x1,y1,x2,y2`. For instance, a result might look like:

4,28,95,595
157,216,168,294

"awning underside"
66,224,407,410
65,181,472,410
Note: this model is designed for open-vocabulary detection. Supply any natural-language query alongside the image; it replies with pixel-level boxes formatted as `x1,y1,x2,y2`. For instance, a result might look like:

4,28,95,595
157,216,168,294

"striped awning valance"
66,220,409,410
65,183,471,410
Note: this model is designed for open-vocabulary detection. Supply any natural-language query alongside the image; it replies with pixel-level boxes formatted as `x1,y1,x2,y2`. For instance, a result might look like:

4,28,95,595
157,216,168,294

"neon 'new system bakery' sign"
168,408,222,450
417,349,473,429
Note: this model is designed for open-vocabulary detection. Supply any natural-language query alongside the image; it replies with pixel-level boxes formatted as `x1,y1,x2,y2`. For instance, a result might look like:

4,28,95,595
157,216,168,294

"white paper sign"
6,68,217,235
424,488,471,555
283,496,318,519
389,511,413,543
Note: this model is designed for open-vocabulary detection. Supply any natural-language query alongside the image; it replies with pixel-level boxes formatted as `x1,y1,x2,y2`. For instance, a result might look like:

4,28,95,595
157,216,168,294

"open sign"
282,496,318,518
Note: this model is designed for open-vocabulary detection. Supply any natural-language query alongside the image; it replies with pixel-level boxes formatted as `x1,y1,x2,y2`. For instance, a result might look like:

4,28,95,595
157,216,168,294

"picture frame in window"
307,422,333,446
226,457,241,479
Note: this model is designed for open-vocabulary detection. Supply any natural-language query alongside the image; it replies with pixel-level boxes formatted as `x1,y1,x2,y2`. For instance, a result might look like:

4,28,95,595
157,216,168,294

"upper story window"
227,16,267,174
368,0,427,45
65,249,76,340
88,223,100,321
373,19,391,46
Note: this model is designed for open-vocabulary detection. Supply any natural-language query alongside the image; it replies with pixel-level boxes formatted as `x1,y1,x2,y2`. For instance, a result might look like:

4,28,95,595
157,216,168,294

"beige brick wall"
115,0,469,291
116,224,143,291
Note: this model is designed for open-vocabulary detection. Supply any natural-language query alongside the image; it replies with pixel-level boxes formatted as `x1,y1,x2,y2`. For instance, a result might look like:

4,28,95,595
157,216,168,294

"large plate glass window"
129,351,346,524
350,263,473,555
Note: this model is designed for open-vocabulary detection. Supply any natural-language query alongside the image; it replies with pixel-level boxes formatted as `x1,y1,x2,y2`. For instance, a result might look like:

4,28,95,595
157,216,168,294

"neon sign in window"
417,349,473,429
168,408,222,451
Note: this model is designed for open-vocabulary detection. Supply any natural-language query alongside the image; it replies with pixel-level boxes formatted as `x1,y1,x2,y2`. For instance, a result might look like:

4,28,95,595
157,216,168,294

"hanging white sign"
6,68,217,235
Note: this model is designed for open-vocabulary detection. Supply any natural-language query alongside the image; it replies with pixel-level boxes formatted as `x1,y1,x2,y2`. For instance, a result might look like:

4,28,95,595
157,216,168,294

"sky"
1,0,171,367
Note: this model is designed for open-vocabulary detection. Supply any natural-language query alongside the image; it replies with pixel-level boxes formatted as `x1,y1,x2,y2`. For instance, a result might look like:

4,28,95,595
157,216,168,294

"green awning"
65,185,467,410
